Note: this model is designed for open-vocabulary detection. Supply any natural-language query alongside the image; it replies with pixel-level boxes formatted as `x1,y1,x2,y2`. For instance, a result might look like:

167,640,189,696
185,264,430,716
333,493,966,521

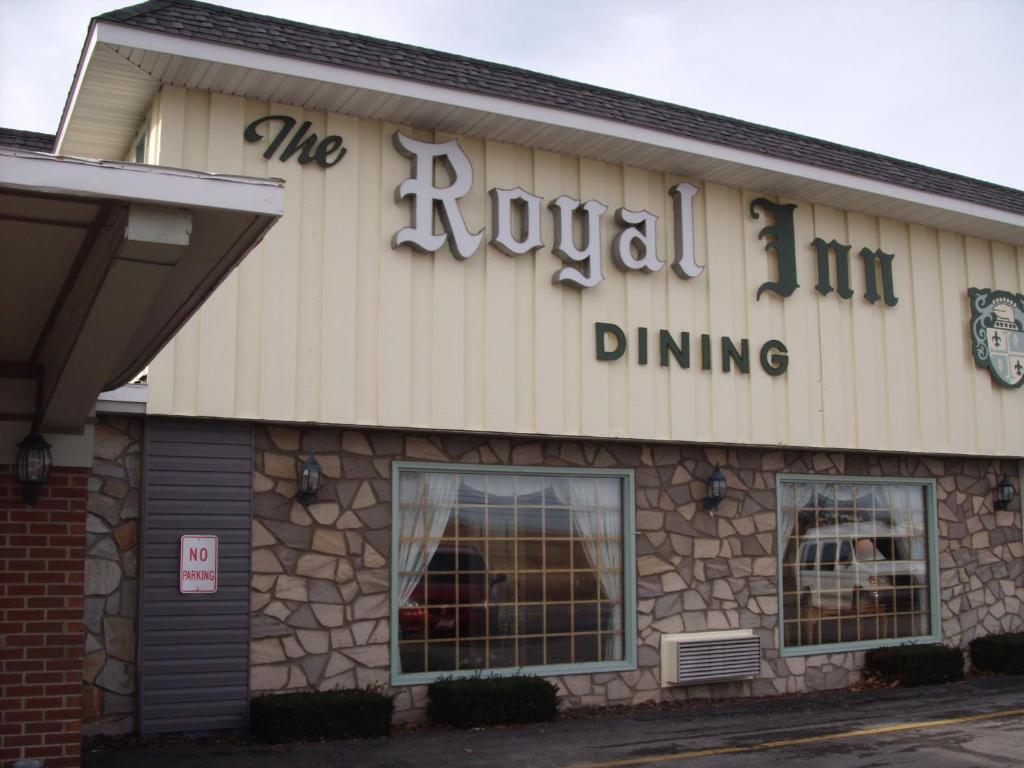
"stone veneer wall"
249,426,1022,718
82,417,142,734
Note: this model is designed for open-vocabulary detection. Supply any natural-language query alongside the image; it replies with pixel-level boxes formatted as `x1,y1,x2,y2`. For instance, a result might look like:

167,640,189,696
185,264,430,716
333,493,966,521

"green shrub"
427,674,560,728
250,687,394,743
970,632,1024,675
864,644,964,687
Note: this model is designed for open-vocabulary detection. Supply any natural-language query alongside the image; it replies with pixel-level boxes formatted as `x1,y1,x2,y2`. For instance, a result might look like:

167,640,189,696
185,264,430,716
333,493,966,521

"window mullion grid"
782,477,934,653
396,468,630,678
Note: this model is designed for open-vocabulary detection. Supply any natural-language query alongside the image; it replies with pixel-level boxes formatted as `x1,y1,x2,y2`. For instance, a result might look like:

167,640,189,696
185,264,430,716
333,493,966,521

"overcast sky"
1,0,1021,189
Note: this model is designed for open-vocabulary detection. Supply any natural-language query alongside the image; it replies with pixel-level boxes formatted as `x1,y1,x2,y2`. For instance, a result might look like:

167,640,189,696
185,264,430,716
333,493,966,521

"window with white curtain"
777,476,939,654
391,465,635,681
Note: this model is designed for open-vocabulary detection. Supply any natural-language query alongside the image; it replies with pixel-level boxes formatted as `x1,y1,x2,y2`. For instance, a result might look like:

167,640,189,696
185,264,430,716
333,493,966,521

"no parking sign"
179,535,218,594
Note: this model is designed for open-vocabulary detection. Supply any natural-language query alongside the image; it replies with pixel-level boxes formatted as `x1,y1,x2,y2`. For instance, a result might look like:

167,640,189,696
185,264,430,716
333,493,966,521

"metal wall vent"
660,629,761,686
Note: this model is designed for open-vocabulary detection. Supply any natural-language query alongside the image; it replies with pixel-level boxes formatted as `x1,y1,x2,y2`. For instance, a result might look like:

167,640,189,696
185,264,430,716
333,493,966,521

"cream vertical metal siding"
145,87,1024,457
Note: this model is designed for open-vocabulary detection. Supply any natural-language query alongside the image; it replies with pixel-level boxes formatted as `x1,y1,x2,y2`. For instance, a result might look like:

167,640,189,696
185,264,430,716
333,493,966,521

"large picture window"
391,464,635,683
777,476,939,655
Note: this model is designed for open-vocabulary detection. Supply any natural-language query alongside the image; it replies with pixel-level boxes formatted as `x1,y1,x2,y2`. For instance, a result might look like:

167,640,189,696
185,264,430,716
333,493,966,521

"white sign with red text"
179,535,218,594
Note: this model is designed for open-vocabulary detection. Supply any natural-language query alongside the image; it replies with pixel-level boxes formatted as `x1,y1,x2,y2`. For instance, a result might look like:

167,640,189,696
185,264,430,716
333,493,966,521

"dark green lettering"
244,114,297,160
595,322,626,361
701,334,712,370
315,135,347,167
760,339,789,376
244,115,347,169
659,331,690,368
280,120,320,165
721,337,750,374
811,238,854,299
860,248,899,306
750,197,799,300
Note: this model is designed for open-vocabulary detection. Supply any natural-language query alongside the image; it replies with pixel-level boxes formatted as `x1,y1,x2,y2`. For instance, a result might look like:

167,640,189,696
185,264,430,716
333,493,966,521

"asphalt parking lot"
83,676,1024,768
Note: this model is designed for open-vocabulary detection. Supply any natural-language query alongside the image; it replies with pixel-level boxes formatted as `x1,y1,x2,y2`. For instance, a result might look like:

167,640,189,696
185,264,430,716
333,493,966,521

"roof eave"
60,20,1024,247
54,21,101,156
0,149,283,430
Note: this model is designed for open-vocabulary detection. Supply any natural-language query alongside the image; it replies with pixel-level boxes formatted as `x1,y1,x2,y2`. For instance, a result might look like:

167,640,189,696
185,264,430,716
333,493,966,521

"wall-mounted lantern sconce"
296,451,323,506
16,430,53,506
702,465,727,514
994,473,1016,511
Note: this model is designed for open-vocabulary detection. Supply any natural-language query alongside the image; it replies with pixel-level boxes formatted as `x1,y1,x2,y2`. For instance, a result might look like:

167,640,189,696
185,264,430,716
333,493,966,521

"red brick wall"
0,466,87,768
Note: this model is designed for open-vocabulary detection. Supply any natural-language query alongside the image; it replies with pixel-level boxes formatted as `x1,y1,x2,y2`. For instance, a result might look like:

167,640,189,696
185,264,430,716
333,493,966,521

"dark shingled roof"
0,128,55,153
97,0,1024,216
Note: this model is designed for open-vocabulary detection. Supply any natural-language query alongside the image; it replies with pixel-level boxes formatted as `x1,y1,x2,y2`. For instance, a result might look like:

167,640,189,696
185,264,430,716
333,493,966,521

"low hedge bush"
970,632,1024,675
250,687,394,743
864,644,964,687
427,674,560,728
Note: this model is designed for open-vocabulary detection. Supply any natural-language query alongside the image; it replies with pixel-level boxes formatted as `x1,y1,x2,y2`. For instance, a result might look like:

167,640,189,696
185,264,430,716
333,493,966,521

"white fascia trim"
95,400,147,415
0,149,284,216
96,383,148,415
92,22,1024,231
54,24,100,156
98,383,149,405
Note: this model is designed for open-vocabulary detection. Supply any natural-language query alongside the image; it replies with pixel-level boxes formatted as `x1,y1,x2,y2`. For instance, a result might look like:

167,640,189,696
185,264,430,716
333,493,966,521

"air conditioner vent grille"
661,630,761,686
676,637,760,683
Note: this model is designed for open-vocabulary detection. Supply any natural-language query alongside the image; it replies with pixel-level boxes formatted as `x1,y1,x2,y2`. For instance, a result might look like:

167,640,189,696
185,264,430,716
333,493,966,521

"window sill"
390,659,637,686
778,631,942,658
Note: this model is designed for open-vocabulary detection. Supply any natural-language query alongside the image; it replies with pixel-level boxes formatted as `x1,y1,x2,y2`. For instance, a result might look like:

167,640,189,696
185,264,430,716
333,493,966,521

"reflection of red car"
399,546,505,639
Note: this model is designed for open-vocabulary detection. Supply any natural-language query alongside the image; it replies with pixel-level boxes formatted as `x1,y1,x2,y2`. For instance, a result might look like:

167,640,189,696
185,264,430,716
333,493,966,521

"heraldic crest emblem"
969,287,1024,388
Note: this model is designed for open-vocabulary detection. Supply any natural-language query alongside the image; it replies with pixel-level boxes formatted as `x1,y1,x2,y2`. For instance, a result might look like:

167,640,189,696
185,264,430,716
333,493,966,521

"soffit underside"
0,150,282,431
0,194,100,361
60,42,1024,248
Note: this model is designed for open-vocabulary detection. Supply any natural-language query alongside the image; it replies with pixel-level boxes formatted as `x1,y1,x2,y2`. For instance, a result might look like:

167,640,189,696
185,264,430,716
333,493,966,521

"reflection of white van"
796,524,924,612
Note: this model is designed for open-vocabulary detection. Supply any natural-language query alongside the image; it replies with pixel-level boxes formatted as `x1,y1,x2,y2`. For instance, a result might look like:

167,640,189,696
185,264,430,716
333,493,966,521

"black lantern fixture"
16,429,53,506
994,473,1016,511
702,465,727,513
296,451,323,506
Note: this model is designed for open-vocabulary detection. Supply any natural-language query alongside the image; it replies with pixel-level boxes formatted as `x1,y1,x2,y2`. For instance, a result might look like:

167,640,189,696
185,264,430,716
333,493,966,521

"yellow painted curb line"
566,707,1024,768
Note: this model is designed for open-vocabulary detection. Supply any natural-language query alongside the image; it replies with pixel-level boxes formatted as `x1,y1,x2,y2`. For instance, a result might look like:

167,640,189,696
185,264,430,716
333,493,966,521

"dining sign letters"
391,131,704,289
238,121,1024,390
244,115,347,168
241,120,901,311
387,131,899,308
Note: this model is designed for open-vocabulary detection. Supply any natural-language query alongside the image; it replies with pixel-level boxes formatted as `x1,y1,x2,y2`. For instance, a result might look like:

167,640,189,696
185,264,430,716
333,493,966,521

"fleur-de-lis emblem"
968,288,1024,389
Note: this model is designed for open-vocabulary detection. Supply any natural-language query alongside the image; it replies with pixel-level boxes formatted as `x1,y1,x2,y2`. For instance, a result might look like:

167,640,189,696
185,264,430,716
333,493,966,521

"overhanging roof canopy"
56,0,1024,246
0,148,282,431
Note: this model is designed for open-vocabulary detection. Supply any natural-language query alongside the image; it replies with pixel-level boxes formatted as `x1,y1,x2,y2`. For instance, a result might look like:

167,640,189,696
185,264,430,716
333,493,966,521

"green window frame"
131,122,148,164
390,461,637,685
775,474,940,657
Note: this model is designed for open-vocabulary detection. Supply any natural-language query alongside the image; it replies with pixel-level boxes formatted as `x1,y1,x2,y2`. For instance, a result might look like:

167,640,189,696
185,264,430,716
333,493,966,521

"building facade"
11,0,1024,750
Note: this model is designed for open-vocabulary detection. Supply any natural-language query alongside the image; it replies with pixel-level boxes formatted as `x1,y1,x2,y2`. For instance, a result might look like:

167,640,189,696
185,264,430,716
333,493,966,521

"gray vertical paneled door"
140,418,253,735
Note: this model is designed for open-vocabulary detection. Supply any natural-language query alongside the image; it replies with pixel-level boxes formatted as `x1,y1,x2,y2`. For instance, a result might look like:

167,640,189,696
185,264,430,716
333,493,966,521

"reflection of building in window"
393,466,633,680
779,478,936,652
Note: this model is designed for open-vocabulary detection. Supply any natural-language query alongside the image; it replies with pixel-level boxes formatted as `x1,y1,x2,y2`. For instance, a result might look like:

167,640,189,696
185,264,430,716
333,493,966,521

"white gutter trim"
0,149,284,216
54,23,100,156
94,400,146,415
89,22,1024,231
98,383,149,404
96,383,148,415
